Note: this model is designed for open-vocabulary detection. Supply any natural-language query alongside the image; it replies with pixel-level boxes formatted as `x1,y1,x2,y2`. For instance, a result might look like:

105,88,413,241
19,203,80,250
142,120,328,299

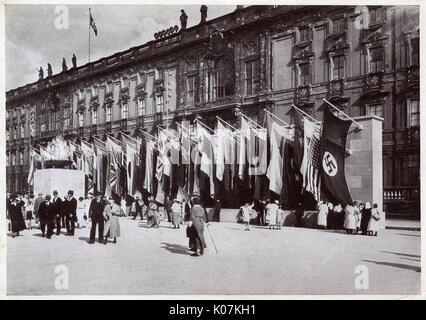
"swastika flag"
319,107,353,206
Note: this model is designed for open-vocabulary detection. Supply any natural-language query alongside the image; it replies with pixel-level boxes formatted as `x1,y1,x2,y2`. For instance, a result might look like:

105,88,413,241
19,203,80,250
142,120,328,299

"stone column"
345,115,384,225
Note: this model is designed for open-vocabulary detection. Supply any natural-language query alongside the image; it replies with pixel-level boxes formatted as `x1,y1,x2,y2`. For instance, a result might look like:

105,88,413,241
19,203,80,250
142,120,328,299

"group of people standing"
317,201,381,236
239,199,285,231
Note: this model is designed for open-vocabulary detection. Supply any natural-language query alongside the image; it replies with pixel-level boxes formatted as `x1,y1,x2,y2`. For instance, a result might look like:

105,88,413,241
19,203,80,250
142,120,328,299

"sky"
5,4,236,91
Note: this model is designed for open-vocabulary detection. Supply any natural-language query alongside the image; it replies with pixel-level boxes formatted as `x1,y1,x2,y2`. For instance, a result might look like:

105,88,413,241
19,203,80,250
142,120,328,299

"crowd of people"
6,190,382,258
316,200,381,236
6,191,209,257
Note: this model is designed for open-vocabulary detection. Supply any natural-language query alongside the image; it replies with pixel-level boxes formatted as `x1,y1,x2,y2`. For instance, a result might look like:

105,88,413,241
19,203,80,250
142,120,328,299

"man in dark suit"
65,190,77,235
88,191,106,244
33,192,44,222
51,190,63,235
38,195,54,238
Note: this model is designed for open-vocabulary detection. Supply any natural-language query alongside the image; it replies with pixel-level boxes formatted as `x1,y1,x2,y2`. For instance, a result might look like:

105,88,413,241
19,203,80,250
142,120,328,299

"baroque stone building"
6,5,419,216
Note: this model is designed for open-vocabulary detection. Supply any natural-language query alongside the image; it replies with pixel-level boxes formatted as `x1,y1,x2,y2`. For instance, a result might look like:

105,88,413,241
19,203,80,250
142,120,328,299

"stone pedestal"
345,115,383,217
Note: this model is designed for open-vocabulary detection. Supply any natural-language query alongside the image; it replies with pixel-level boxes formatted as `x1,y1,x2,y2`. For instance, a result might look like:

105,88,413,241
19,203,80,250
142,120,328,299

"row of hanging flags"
27,99,354,207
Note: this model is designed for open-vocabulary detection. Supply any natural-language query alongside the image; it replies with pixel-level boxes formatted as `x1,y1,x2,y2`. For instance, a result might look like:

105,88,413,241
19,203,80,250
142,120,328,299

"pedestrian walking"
344,204,356,234
65,190,77,236
8,194,26,237
188,196,207,256
25,196,34,230
367,203,381,236
266,200,279,230
38,195,53,238
33,192,44,227
317,200,328,230
241,202,254,231
51,190,63,236
88,191,106,244
361,202,372,235
171,199,182,229
147,196,159,228
103,197,121,244
76,197,86,228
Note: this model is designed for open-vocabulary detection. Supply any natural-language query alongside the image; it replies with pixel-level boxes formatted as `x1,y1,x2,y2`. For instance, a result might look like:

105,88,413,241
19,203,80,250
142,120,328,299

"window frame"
369,47,384,73
78,112,84,128
244,58,260,96
298,63,310,87
332,55,345,80
407,98,420,127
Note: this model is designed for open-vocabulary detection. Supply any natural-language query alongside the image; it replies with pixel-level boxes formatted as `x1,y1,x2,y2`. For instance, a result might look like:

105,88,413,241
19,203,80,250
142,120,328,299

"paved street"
7,216,421,296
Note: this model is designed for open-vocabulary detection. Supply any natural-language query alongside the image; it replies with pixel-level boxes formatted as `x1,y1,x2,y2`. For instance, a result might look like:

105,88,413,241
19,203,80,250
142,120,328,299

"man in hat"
65,190,77,236
38,195,53,238
88,191,106,244
51,190,63,236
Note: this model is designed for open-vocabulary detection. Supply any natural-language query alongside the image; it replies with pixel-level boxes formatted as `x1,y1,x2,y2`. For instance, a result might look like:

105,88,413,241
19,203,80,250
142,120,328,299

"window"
408,99,419,127
19,151,24,166
106,106,112,122
63,108,70,129
332,18,345,34
78,112,84,127
12,153,16,166
186,75,197,107
411,38,419,65
20,124,25,138
369,47,383,73
121,103,129,119
211,68,225,100
245,59,260,95
401,154,419,186
299,63,310,86
137,99,146,116
155,95,164,113
366,103,383,117
13,127,17,140
92,110,98,125
369,7,384,25
332,55,345,80
299,28,311,42
40,115,46,133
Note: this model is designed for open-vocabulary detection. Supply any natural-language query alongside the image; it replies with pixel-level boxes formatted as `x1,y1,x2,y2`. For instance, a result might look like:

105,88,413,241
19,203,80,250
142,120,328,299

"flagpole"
239,112,263,129
322,98,363,130
264,109,293,128
292,104,321,124
88,8,91,64
216,116,238,131
195,118,215,134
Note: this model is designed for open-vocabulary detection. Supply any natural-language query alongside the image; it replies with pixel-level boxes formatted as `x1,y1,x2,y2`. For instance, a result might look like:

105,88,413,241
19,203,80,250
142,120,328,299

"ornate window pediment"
76,98,85,114
326,37,349,55
362,29,388,47
118,87,130,105
292,45,314,63
103,92,114,108
89,96,100,111
152,79,165,97
135,84,147,101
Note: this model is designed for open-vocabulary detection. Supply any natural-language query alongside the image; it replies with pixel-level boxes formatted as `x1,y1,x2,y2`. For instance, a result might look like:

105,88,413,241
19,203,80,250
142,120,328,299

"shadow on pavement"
161,242,189,255
362,259,421,273
396,233,420,238
381,251,420,258
32,233,45,238
78,236,91,243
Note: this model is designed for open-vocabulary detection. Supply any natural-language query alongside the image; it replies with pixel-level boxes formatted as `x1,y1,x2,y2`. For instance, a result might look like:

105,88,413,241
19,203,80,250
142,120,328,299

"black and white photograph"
2,1,423,297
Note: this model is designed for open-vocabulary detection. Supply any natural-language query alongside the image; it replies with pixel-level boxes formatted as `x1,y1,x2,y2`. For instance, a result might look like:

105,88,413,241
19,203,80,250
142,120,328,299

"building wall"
5,5,419,215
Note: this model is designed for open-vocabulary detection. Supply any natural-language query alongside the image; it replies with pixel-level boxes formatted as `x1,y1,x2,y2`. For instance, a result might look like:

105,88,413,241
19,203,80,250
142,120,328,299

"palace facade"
6,5,420,217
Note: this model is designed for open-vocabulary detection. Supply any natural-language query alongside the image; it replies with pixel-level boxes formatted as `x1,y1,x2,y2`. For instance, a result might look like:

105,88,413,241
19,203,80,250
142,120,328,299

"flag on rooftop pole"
89,8,97,36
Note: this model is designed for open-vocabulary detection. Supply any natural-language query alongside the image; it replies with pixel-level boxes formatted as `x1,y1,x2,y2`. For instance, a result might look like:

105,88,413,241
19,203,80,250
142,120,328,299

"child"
241,202,253,231
25,197,34,230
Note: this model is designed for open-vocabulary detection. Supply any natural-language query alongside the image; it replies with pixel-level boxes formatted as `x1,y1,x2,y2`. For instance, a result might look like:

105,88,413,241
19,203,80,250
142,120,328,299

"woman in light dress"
103,197,121,244
317,200,328,229
367,203,381,236
76,197,87,228
171,199,182,229
344,204,356,234
266,200,279,230
241,202,254,231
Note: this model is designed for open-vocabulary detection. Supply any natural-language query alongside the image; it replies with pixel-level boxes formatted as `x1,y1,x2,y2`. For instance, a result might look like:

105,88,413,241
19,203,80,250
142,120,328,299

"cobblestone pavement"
7,216,421,296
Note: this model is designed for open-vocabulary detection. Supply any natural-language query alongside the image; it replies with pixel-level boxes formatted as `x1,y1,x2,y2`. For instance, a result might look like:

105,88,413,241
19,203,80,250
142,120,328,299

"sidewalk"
386,219,421,231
